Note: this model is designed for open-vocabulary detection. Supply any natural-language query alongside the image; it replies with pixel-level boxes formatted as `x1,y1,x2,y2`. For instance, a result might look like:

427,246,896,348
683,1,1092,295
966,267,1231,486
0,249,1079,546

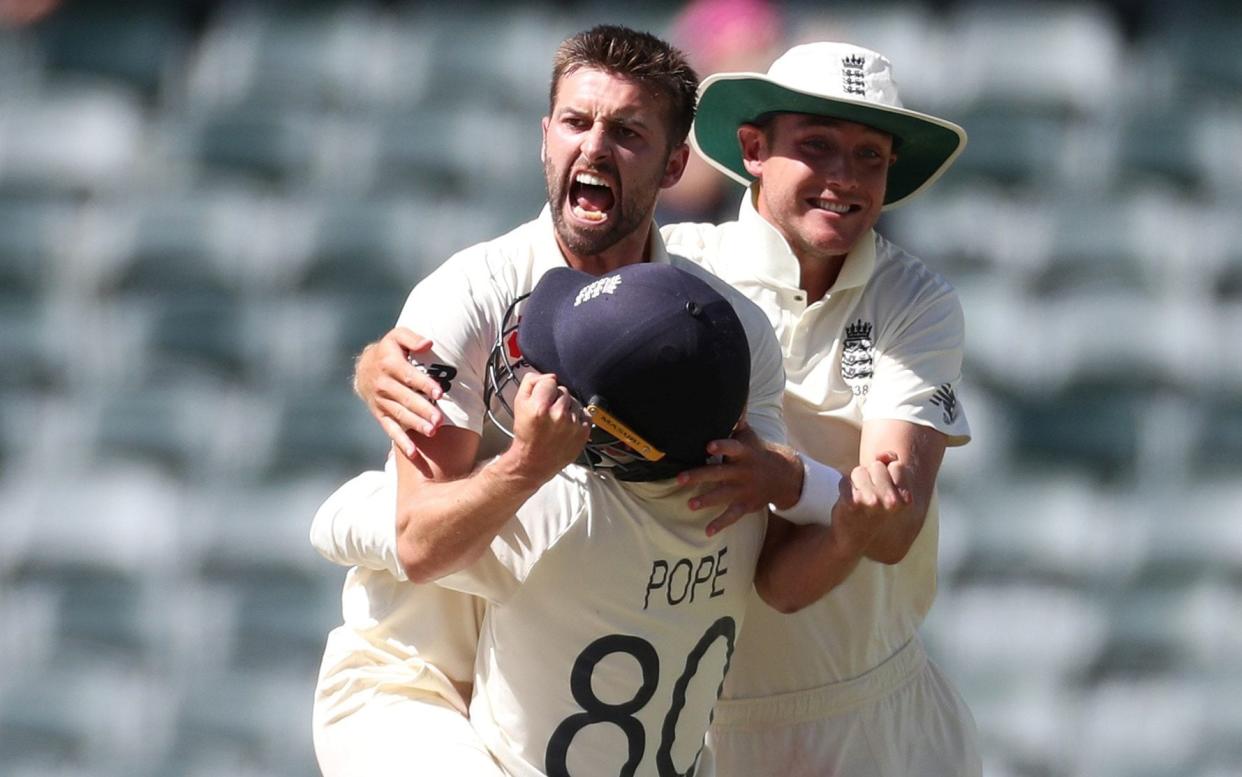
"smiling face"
542,67,688,267
739,113,895,263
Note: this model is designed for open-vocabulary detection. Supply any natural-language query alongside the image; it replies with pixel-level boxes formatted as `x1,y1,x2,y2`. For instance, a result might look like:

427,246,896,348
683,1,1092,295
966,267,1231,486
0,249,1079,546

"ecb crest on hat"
691,41,968,209
841,54,867,95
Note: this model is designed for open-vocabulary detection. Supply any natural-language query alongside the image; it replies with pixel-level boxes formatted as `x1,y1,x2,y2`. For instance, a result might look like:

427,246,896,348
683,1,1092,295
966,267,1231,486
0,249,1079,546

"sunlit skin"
542,67,688,274
739,114,897,301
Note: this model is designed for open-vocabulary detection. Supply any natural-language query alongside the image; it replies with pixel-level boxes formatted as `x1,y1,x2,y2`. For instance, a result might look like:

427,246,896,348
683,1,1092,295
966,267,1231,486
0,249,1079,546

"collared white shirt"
663,188,971,694
440,465,765,777
398,205,788,459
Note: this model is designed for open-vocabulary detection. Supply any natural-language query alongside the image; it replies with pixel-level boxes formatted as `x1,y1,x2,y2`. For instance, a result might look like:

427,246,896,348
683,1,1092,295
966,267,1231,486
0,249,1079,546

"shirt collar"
735,185,877,296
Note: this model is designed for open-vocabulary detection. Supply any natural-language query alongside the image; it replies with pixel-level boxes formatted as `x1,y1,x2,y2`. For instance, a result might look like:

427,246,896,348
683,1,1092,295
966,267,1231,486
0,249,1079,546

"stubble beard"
544,157,653,259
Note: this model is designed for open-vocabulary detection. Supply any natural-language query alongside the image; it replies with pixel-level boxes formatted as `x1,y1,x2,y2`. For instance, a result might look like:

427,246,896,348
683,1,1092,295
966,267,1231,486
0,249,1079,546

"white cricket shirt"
663,188,971,695
396,206,788,457
440,465,766,777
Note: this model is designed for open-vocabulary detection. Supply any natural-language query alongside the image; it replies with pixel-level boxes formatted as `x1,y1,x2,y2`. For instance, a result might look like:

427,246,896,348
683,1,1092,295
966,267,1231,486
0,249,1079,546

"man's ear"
737,124,766,178
540,115,550,163
660,142,690,189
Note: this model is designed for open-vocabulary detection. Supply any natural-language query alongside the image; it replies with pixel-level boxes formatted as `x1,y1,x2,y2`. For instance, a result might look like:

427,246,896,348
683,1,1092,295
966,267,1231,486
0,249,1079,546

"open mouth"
809,198,859,215
569,171,616,223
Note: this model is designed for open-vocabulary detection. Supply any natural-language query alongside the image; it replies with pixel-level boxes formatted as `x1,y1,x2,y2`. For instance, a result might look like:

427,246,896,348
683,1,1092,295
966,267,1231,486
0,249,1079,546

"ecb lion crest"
841,319,874,396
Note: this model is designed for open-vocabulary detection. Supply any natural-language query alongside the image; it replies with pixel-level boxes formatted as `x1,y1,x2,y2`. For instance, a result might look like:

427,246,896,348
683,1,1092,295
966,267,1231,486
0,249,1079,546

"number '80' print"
545,616,736,777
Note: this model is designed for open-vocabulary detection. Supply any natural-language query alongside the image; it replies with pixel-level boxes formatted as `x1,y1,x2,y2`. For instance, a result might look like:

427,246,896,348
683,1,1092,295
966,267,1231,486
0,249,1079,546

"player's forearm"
753,517,864,613
858,419,946,564
395,450,546,584
861,499,929,564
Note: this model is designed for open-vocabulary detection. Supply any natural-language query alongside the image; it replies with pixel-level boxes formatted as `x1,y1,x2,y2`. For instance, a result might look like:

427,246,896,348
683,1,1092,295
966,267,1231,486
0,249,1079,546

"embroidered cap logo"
841,54,867,96
574,275,623,307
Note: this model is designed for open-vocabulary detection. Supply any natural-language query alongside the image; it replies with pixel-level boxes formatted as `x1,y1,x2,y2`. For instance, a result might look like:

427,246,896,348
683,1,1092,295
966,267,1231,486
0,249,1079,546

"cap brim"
691,73,967,209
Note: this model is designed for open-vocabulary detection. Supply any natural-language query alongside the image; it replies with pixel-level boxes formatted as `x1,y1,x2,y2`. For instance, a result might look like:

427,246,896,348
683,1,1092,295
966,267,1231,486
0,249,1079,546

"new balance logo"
574,275,623,306
416,362,458,393
930,384,958,424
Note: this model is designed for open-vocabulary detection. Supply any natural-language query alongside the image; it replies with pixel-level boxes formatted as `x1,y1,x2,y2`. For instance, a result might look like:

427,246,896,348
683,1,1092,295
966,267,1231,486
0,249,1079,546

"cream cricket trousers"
706,637,981,777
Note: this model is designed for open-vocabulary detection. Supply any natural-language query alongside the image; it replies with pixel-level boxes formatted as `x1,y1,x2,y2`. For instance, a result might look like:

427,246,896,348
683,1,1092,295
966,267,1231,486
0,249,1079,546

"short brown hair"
549,25,699,148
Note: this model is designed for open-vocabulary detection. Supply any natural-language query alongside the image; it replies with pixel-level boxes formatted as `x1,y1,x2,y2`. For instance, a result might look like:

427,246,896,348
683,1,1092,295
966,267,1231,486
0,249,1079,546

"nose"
821,151,859,190
580,122,610,163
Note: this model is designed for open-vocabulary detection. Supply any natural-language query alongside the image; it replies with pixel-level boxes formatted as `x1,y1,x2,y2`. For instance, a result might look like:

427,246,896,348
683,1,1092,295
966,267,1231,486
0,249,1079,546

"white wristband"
770,454,842,526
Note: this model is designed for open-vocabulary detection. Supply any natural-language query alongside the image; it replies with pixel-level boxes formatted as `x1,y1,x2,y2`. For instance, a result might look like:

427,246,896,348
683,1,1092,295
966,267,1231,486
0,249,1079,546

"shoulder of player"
660,221,730,267
869,232,960,309
442,219,540,276
494,466,596,581
666,255,773,339
860,233,965,346
414,218,543,302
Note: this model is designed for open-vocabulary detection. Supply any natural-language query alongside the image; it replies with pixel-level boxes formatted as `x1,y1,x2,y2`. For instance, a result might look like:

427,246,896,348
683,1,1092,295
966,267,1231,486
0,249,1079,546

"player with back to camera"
434,260,770,776
354,40,981,776
309,25,859,777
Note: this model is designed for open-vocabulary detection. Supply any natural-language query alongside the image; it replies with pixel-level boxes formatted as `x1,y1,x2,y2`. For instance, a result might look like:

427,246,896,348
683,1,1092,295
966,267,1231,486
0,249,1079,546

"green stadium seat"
103,209,235,299
943,107,1073,190
1191,393,1242,476
144,293,251,383
168,669,318,776
0,87,145,195
1004,378,1147,483
299,202,414,296
950,2,1124,117
0,300,64,392
264,386,386,479
1116,105,1205,192
196,106,319,187
0,200,65,299
32,4,187,100
1159,8,1242,97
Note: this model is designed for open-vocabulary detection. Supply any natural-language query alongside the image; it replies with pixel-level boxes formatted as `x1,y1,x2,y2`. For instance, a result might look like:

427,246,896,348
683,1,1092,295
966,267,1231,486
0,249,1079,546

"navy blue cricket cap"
517,263,751,481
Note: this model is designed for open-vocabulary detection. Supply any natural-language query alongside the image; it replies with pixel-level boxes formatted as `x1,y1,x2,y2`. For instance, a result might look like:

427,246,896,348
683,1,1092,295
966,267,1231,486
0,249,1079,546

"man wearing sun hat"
658,40,981,776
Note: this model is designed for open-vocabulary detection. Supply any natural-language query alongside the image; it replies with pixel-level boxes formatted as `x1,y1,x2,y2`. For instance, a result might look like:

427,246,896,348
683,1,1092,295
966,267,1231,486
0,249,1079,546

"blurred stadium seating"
0,2,1239,776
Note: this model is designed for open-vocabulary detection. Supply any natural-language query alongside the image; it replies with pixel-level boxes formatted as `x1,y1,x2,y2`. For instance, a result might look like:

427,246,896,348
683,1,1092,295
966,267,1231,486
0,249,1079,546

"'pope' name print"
643,548,729,609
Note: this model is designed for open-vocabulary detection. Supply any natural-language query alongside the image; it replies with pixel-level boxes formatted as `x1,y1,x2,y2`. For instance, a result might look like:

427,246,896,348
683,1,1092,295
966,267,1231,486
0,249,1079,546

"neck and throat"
752,188,850,303
797,252,847,303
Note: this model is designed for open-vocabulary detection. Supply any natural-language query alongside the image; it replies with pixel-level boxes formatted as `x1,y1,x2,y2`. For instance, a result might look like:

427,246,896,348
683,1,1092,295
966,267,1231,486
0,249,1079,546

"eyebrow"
558,106,652,133
792,116,892,142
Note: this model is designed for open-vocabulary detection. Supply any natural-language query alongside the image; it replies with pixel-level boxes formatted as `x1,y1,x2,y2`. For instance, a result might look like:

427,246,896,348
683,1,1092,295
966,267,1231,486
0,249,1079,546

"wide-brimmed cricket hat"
691,41,967,209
